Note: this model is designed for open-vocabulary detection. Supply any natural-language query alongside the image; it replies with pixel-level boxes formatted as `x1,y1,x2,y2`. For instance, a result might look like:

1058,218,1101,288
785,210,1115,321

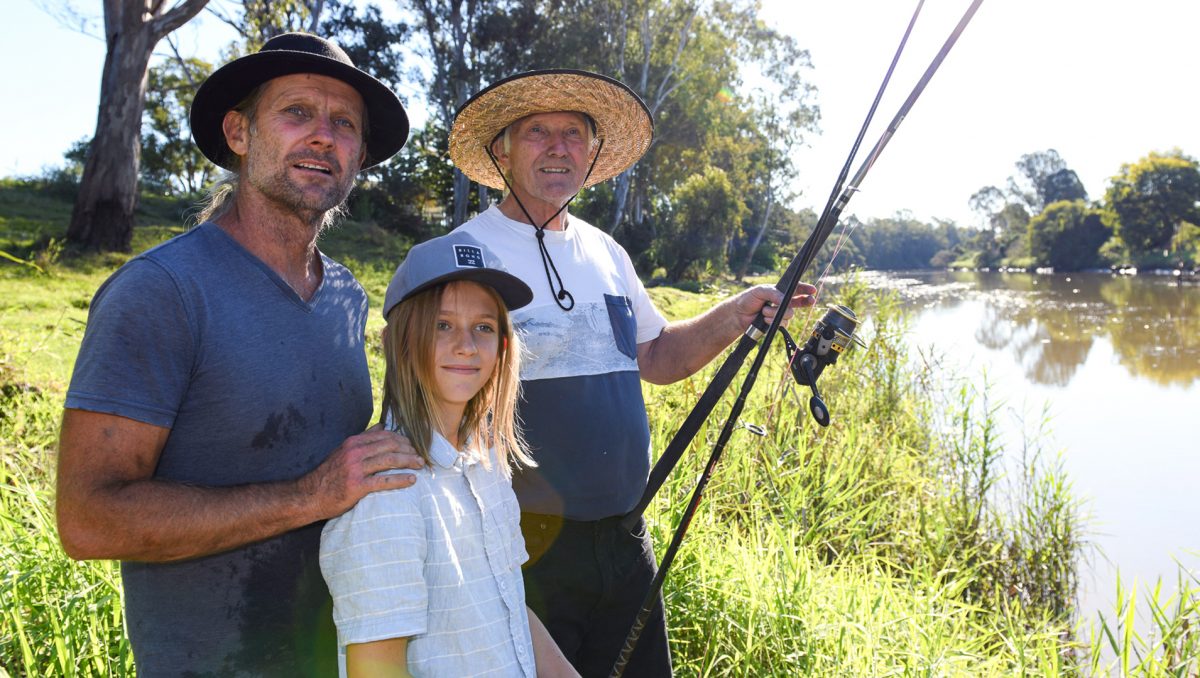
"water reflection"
875,271,1199,388
846,269,1198,639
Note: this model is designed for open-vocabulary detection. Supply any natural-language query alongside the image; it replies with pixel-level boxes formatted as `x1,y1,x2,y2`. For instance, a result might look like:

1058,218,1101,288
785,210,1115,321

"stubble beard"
244,137,358,234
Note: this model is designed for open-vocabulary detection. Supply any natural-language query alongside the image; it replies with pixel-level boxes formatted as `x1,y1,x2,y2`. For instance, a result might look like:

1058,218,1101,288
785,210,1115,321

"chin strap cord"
483,139,606,311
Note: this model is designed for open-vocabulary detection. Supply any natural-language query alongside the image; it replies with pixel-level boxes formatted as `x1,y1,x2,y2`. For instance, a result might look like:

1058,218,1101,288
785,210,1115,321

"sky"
2,0,1198,229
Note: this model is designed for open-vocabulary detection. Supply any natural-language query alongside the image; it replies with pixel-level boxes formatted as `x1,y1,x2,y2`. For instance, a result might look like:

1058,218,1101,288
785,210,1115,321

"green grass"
2,180,1197,676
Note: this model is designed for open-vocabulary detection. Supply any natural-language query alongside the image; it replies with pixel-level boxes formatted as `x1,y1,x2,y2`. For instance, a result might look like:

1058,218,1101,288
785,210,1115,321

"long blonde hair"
380,280,531,474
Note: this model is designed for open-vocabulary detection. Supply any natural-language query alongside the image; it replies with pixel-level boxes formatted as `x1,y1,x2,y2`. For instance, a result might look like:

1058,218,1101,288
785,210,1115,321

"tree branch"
147,0,210,42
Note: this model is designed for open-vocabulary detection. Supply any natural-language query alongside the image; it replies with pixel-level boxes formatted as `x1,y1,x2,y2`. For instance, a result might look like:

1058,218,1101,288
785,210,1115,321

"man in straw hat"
56,33,422,675
447,69,817,674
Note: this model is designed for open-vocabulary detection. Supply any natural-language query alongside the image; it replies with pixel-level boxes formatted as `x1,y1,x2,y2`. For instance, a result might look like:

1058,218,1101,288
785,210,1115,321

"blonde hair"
380,280,531,474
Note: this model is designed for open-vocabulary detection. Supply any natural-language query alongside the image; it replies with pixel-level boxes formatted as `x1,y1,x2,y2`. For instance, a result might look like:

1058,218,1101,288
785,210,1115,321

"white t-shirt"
456,207,669,519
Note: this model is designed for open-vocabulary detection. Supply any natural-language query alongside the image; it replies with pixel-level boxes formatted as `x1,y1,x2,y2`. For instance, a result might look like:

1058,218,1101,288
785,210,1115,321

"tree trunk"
607,168,633,235
67,0,209,252
477,182,490,214
736,187,774,281
606,1,696,235
452,170,472,227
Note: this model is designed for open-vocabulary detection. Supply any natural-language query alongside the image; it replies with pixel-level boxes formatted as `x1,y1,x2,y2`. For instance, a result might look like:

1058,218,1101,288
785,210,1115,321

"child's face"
431,280,502,427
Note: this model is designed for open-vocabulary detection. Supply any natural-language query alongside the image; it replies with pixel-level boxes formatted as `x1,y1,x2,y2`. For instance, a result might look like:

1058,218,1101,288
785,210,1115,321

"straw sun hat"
449,69,654,190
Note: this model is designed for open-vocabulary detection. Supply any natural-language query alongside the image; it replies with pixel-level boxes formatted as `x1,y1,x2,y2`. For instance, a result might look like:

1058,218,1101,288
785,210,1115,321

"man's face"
225,73,367,220
493,111,595,210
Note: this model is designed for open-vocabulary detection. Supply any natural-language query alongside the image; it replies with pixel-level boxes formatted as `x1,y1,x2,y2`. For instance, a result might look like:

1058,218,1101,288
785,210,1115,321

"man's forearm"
56,409,419,563
637,283,815,385
58,476,321,562
637,297,746,385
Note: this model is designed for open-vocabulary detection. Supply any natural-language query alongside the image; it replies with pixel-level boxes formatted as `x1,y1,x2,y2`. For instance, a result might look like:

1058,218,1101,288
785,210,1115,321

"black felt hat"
190,32,408,171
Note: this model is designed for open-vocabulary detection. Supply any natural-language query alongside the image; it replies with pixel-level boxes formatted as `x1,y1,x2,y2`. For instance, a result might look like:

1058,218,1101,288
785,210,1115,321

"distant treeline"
810,148,1200,274
44,2,1200,276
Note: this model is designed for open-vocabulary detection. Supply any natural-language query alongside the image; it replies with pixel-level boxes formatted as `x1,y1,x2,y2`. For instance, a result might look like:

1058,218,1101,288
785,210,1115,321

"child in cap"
319,231,577,677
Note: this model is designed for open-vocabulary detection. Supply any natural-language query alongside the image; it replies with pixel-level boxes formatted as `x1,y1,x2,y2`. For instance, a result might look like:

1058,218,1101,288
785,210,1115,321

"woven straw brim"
449,70,653,190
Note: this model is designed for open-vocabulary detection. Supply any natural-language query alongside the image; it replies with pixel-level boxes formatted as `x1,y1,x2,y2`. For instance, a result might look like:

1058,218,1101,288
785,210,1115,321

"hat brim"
391,269,534,318
191,50,409,171
449,69,653,190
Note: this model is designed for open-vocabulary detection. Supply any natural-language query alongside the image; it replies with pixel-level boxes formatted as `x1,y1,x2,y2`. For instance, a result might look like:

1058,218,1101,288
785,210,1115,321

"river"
853,269,1198,629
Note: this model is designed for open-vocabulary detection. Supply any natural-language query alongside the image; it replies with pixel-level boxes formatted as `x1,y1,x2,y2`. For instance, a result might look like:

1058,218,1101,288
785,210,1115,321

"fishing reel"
780,304,866,427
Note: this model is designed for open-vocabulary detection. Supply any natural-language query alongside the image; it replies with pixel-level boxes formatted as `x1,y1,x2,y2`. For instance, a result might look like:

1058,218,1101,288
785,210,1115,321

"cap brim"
191,51,409,171
392,269,534,318
449,69,653,190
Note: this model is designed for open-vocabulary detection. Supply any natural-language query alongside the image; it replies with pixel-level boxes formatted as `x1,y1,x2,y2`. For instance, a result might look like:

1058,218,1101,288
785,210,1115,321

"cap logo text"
454,244,484,268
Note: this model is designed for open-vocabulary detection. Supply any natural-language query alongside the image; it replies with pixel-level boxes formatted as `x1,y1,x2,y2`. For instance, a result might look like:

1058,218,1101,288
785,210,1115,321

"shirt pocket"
604,293,637,360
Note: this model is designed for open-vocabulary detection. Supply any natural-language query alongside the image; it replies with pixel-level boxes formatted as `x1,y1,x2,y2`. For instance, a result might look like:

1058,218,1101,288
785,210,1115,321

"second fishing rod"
609,0,987,674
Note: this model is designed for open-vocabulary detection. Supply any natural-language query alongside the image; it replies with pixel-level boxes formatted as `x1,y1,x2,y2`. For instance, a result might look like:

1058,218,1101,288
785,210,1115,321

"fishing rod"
610,0,985,674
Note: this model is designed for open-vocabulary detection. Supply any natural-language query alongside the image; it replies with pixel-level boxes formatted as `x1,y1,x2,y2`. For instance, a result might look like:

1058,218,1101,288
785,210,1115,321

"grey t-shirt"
65,223,372,676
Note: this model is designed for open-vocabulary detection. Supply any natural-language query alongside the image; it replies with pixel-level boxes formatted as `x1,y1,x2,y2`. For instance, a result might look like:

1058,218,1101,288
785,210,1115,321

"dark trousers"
521,513,673,678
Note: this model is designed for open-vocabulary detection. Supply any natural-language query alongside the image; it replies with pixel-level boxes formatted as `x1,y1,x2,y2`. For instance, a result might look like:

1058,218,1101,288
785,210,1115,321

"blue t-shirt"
65,222,373,676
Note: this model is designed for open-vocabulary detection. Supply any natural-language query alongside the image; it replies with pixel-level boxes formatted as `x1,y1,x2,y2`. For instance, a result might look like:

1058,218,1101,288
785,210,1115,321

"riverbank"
2,181,1196,674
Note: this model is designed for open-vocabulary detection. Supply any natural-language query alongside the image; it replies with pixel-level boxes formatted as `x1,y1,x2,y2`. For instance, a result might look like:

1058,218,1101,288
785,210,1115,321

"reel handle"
798,353,831,427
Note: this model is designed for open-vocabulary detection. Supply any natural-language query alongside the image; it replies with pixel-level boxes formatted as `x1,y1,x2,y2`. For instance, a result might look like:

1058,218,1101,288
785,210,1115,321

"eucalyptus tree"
1004,148,1088,216
403,0,552,226
611,0,816,246
66,0,209,252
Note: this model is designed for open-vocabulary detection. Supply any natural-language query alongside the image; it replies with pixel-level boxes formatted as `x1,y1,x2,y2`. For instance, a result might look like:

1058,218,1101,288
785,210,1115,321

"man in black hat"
447,70,817,676
56,33,421,675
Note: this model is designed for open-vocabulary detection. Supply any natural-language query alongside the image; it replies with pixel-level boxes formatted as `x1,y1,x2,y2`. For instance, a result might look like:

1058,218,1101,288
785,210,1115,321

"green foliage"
1087,570,1200,676
654,166,747,280
142,58,216,196
1104,149,1200,257
640,285,1097,673
221,0,329,51
847,212,965,270
1042,168,1088,205
1170,221,1200,267
349,124,454,241
963,150,1096,269
1027,200,1112,270
320,1,410,90
500,0,818,268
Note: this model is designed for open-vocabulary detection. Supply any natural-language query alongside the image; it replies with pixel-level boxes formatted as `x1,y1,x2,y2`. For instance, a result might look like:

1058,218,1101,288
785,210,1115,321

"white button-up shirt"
320,432,535,677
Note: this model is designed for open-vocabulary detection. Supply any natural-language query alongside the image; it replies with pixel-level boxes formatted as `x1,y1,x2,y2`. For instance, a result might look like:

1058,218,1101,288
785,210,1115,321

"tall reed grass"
2,214,1196,674
1,354,132,675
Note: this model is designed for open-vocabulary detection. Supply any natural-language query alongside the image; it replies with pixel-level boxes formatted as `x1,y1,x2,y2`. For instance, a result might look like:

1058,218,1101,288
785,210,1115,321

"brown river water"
850,269,1198,627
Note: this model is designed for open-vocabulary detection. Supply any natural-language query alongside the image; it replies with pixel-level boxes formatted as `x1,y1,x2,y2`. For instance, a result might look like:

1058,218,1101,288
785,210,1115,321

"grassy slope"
2,181,1196,676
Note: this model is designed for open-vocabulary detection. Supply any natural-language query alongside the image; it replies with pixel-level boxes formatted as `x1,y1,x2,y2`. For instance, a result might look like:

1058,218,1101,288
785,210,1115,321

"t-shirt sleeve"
319,485,428,646
65,258,196,428
618,244,668,344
